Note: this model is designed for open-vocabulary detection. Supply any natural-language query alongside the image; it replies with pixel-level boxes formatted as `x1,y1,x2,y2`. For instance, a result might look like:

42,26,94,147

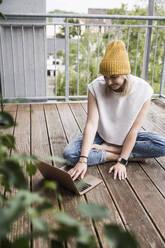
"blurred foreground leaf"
26,161,37,176
0,134,15,149
1,158,27,189
44,180,57,191
54,212,96,247
77,202,110,220
0,190,44,238
0,112,15,129
104,224,140,248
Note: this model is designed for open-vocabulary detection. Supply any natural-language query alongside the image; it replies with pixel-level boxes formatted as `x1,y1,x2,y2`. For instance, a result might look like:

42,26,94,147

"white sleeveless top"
88,75,153,146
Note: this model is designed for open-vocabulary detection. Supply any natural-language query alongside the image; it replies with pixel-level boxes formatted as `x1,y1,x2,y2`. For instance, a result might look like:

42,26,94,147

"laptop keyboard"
74,179,92,192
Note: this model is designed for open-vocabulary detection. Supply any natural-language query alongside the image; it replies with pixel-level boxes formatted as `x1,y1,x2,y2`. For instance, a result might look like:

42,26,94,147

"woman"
63,40,165,181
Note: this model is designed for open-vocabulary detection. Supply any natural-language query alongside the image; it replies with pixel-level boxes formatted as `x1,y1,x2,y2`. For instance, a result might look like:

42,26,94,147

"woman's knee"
63,144,80,164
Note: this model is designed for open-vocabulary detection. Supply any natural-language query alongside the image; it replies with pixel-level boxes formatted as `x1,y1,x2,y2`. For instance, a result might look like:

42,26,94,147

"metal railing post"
141,0,155,80
159,44,165,97
65,19,69,101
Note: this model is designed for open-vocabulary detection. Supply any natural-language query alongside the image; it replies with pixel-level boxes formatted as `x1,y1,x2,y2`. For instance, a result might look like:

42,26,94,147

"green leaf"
77,203,110,220
44,180,57,191
35,201,54,213
11,237,29,248
46,155,71,165
54,211,80,227
54,212,96,246
0,175,11,193
26,162,37,176
104,224,140,248
77,225,96,247
0,12,6,20
0,112,15,129
32,217,49,232
0,238,11,248
57,193,63,204
19,153,38,162
0,193,6,205
54,212,80,240
1,158,27,189
0,190,44,238
50,239,65,248
0,134,15,149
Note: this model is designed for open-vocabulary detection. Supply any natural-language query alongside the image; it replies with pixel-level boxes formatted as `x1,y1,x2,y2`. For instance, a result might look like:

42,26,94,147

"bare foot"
91,144,105,151
92,143,122,154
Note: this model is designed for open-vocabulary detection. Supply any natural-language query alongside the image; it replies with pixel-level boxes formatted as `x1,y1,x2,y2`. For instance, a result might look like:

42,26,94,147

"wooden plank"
139,158,165,197
69,103,87,130
144,101,165,137
98,164,165,247
81,102,87,113
56,103,100,247
10,104,31,239
43,104,66,167
69,103,125,248
31,104,59,248
139,101,165,194
4,104,18,112
128,163,165,239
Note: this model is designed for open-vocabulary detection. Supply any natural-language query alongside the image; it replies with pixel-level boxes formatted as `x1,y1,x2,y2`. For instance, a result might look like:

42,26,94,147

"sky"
46,0,148,13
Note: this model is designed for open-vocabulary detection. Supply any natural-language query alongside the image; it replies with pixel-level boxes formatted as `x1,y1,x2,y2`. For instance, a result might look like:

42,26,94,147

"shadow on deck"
3,99,165,247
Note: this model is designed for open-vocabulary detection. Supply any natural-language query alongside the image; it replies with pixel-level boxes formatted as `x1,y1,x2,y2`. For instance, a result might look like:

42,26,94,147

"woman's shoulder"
88,76,105,88
88,76,105,98
129,74,153,92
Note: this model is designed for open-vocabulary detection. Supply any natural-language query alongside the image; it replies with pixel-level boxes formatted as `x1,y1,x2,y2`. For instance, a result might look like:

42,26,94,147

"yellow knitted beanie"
99,40,131,75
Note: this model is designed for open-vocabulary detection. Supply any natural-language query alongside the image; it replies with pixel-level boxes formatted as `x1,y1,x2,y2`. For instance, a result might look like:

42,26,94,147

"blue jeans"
63,131,165,166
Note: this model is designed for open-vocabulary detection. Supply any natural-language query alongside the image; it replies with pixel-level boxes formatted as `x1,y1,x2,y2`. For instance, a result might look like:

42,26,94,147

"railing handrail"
2,13,165,21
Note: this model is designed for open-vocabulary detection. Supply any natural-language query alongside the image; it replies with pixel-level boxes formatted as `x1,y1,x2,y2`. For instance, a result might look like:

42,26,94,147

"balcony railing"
0,14,165,102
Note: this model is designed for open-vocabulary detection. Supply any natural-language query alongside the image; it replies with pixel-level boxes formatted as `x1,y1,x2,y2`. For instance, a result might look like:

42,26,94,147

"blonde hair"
120,75,133,97
104,74,133,97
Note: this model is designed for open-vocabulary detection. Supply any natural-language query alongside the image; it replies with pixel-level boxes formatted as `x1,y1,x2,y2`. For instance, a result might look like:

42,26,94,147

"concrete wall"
0,0,45,14
0,0,47,100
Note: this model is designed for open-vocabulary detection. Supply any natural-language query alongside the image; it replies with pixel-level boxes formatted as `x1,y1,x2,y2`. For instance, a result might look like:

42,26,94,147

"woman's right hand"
68,161,87,181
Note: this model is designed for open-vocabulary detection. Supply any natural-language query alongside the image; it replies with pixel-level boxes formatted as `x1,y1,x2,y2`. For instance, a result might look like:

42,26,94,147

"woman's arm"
109,98,151,180
68,91,99,180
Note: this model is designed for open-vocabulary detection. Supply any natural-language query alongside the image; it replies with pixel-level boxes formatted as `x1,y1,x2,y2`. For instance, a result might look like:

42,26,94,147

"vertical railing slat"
11,25,16,97
159,44,165,96
96,25,101,77
22,25,27,97
86,26,90,94
151,27,159,87
43,25,47,98
65,19,69,101
32,25,37,96
77,25,80,96
141,0,155,80
108,26,110,44
54,24,57,96
0,25,5,97
126,27,131,52
134,28,140,75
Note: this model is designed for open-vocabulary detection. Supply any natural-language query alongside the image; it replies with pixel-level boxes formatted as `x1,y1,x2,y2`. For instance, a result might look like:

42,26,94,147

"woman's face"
104,75,125,91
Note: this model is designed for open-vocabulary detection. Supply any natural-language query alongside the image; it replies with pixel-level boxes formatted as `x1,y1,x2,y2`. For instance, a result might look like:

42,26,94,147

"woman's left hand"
109,163,127,180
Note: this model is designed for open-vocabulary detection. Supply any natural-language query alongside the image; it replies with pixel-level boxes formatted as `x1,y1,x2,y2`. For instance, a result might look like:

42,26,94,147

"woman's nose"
107,79,112,85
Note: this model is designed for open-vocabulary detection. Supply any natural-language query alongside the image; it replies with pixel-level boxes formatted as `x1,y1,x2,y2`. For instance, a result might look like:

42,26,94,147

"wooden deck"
3,99,165,248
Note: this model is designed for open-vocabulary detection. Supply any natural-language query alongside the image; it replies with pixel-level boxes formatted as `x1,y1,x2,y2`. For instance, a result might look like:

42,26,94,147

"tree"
56,18,82,39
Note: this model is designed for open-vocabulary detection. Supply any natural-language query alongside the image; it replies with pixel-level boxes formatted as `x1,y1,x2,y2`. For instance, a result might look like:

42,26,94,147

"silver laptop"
37,161,103,195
